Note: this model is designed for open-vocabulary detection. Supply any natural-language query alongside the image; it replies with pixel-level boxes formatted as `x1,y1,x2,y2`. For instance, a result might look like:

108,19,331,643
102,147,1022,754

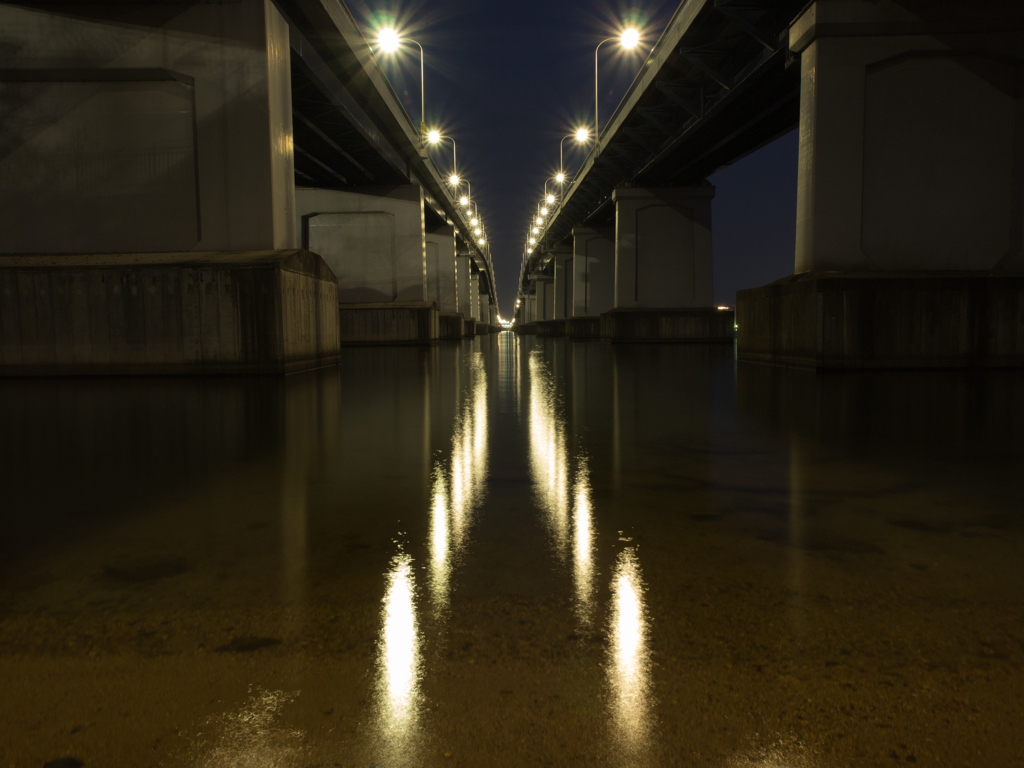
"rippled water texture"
2,334,1022,767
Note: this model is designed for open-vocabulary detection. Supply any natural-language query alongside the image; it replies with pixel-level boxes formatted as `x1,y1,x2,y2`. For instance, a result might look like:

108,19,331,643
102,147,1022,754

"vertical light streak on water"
429,464,450,613
427,352,489,619
608,546,652,760
376,552,421,764
788,434,807,642
528,353,569,557
572,461,595,626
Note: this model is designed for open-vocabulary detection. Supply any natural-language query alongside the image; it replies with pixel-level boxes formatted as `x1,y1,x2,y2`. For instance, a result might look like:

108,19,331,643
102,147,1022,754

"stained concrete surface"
1,335,1022,767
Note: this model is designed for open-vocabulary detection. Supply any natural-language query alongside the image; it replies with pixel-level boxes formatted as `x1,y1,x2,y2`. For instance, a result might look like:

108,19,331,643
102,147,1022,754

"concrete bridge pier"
534,249,572,337
0,0,340,375
455,253,473,336
738,0,1024,369
456,254,481,337
427,226,463,339
602,186,734,342
297,185,437,346
570,227,615,338
535,275,555,324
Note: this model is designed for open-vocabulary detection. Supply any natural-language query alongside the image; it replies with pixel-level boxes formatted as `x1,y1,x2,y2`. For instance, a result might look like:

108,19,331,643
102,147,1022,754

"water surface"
2,333,1022,767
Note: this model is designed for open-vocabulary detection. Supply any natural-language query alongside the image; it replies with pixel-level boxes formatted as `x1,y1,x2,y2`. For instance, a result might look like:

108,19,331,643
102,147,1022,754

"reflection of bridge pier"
0,0,499,375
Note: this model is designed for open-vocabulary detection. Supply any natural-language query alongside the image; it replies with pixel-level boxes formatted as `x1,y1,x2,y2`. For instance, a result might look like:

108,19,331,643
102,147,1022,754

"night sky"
344,0,799,317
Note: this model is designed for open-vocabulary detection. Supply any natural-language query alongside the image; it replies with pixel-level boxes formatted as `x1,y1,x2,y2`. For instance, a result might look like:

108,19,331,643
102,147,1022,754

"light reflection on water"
529,352,570,556
375,552,421,762
608,546,652,759
572,461,595,626
430,352,489,613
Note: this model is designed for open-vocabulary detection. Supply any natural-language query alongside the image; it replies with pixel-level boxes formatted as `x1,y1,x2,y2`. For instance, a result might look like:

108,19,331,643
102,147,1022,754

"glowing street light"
460,196,469,206
560,127,590,181
546,194,556,204
595,30,642,139
427,130,461,190
470,217,478,226
474,227,482,235
377,28,427,140
535,215,544,225
532,226,540,234
540,207,548,215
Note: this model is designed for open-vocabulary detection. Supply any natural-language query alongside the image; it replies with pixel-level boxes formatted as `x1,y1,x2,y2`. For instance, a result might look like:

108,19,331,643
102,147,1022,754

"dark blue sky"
344,0,798,316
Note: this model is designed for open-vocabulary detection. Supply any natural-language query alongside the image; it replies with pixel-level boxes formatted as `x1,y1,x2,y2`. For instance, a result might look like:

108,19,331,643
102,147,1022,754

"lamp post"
378,28,427,142
427,130,459,185
560,127,590,180
594,29,640,141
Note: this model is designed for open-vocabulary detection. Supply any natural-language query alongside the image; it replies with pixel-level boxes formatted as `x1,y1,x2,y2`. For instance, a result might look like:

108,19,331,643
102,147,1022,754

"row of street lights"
373,20,645,295
375,28,490,249
521,28,643,264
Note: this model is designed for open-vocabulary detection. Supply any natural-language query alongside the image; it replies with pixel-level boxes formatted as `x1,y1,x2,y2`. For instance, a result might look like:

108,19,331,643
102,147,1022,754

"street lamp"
427,130,460,187
560,127,590,181
595,29,641,140
377,27,427,141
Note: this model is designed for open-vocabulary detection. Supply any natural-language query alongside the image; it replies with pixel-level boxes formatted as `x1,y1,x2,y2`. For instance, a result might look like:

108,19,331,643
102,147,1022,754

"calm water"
2,333,1023,767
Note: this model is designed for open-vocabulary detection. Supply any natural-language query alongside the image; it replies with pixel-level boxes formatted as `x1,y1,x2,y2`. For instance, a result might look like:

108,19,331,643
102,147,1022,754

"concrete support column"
456,255,473,320
297,186,425,303
535,277,555,322
613,186,714,309
604,186,732,341
572,227,615,318
790,1,1024,274
296,185,437,345
426,225,457,313
0,0,296,254
551,251,574,321
469,268,481,322
738,0,1024,368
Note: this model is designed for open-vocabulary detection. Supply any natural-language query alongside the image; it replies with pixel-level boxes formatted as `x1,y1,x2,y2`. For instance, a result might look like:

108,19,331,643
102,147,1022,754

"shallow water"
2,333,1023,767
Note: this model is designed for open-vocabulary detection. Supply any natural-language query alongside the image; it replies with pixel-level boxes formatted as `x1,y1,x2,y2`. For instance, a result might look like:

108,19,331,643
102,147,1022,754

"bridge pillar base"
0,250,339,376
439,313,466,340
337,302,438,346
535,320,567,337
737,272,1024,369
600,308,735,343
567,318,602,339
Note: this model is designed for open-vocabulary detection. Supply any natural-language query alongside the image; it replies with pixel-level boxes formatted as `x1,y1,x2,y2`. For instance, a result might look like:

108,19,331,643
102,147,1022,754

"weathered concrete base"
600,308,735,342
737,272,1024,369
463,319,477,338
439,313,465,340
338,302,438,345
0,251,339,376
536,320,566,337
513,322,538,335
567,318,601,339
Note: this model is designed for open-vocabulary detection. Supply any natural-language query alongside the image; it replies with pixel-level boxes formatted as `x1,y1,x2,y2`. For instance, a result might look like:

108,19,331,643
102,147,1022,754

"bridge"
516,0,1024,369
1,0,1023,374
0,0,499,376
